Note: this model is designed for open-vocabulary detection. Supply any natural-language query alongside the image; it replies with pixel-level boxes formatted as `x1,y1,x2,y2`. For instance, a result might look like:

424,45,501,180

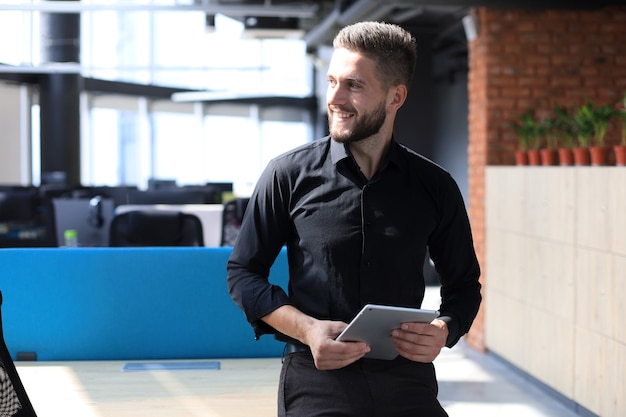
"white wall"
486,167,626,417
0,82,30,185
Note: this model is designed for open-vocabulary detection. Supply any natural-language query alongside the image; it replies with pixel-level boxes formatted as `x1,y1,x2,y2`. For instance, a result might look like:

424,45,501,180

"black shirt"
227,136,481,347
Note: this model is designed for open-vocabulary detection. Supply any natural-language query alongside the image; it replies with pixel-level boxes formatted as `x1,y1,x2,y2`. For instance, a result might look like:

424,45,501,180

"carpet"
121,361,221,372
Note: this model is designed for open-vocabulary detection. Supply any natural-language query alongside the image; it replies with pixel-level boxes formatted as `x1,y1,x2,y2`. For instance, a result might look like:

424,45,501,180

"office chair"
0,291,38,417
108,210,204,247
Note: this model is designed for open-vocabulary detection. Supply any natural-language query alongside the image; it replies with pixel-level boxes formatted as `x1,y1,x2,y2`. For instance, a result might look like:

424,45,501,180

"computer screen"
127,190,209,205
52,197,115,247
0,189,56,247
88,186,138,207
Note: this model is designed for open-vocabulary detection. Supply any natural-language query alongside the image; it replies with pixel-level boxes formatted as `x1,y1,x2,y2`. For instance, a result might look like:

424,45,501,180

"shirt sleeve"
226,160,293,339
427,172,482,348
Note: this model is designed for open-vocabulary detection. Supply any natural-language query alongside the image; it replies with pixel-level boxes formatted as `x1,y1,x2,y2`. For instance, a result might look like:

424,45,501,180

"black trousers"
278,351,448,417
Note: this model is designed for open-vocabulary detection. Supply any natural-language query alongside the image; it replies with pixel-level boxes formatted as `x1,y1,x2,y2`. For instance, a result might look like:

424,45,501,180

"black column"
39,6,81,187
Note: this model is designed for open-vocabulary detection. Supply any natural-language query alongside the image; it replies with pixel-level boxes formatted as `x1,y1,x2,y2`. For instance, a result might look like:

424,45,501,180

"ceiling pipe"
303,8,340,49
337,0,380,26
389,7,425,23
306,0,408,48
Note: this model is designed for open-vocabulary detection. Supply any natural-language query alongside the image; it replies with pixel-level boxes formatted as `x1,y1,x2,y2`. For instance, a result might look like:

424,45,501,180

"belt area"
284,343,311,355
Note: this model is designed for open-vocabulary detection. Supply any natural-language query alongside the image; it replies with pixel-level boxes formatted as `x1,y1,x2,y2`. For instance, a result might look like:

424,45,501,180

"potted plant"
512,110,542,165
552,104,576,166
540,116,559,166
589,103,617,165
511,110,534,165
572,102,595,165
511,117,529,165
614,93,626,166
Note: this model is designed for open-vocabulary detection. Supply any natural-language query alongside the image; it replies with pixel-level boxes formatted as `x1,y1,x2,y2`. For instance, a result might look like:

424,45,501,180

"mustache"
329,105,356,113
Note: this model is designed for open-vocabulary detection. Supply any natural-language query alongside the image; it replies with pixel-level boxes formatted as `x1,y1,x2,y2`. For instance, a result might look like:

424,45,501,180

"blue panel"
0,247,289,361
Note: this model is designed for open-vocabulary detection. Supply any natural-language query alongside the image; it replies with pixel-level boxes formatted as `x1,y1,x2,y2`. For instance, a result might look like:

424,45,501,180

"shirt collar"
329,136,406,173
330,137,350,165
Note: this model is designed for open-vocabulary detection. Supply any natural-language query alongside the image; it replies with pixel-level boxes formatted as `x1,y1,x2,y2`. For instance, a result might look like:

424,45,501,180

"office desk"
0,247,288,361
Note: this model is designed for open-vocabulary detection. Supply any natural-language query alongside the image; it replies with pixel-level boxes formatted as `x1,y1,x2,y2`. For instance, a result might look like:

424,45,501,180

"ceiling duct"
242,15,304,38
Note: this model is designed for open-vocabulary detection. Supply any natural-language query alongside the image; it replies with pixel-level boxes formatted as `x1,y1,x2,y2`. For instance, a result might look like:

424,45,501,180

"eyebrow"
328,73,366,86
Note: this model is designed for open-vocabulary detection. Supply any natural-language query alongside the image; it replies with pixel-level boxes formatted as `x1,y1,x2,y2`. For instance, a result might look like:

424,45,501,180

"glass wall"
0,2,315,193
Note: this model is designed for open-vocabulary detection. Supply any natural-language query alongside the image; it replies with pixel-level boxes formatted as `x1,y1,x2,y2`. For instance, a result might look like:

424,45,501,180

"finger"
314,347,369,370
400,322,438,335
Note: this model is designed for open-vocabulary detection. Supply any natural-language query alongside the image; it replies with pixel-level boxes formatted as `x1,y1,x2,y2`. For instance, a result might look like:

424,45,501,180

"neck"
348,134,392,180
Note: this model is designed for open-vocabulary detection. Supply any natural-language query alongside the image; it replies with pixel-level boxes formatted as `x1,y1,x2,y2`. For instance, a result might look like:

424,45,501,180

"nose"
326,83,345,106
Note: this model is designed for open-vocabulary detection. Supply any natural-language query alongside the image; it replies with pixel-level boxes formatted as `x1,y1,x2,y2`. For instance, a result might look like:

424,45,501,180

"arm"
227,162,293,338
262,305,370,370
228,158,370,367
428,173,482,348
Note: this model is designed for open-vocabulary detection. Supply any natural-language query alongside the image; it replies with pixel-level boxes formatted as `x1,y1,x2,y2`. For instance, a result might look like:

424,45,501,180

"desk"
0,247,288,361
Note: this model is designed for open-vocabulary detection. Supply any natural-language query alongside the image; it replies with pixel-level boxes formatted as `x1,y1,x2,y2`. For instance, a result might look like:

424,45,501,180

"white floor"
436,342,580,417
14,286,582,417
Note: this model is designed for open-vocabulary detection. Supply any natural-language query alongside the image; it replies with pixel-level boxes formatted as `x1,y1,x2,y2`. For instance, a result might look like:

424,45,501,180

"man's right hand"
305,320,370,370
262,305,370,370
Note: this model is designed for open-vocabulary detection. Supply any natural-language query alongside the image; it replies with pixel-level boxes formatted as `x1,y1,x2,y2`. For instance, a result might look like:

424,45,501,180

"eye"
327,78,337,87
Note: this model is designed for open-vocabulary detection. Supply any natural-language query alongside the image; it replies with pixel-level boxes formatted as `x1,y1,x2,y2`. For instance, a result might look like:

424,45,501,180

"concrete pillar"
39,5,81,187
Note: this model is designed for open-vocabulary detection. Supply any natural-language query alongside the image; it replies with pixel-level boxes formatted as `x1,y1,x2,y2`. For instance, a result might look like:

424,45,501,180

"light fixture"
462,14,478,42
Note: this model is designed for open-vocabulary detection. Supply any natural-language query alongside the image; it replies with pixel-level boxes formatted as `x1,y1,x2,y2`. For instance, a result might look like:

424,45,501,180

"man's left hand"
391,319,448,363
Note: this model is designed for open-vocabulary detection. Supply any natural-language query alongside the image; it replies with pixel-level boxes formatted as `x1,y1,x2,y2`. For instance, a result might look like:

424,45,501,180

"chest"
289,170,438,248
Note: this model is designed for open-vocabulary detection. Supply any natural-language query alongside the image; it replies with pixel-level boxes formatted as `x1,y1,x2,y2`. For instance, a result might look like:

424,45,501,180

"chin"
329,128,351,143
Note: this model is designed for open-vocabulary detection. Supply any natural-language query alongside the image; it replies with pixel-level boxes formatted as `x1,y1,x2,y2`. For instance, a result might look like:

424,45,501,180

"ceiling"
1,0,621,99
206,0,623,52
208,0,472,51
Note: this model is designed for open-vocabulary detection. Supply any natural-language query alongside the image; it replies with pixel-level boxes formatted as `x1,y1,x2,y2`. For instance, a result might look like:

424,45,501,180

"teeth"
335,112,352,118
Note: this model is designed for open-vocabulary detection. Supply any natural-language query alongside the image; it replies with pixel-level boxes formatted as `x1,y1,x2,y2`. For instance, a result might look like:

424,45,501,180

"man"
227,21,481,416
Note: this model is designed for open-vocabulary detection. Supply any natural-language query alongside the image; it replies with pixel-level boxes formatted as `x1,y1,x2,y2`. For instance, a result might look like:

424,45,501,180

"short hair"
332,21,417,90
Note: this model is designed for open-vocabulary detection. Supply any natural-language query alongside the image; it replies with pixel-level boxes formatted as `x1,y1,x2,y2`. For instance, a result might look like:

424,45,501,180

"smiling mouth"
335,112,353,119
331,109,355,121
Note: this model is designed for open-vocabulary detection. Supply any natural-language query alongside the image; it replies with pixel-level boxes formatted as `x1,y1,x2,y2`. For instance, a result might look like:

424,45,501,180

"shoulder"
394,142,454,182
266,136,331,173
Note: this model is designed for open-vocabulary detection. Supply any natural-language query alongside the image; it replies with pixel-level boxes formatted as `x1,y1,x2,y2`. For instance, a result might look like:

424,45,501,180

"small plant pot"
573,147,590,166
589,146,609,166
514,150,528,166
614,145,626,166
527,149,541,166
558,148,574,166
540,149,558,166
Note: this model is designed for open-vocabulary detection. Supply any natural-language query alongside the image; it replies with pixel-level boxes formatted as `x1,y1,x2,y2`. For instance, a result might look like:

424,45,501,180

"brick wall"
466,6,626,351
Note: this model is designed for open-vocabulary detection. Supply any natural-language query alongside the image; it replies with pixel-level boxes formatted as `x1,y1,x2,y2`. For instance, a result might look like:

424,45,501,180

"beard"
329,100,387,144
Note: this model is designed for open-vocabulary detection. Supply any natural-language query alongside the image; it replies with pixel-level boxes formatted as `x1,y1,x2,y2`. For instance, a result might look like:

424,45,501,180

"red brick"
466,5,626,351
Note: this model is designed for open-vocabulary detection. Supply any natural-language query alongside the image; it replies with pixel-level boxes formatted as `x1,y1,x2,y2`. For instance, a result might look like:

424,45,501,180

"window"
1,4,315,192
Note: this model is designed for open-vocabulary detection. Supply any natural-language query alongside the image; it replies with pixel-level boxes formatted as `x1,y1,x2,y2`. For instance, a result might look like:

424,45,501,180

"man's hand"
390,318,448,363
262,305,369,370
304,320,370,370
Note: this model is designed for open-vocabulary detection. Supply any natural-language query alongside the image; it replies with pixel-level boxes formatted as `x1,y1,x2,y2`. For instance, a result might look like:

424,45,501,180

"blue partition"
0,247,289,361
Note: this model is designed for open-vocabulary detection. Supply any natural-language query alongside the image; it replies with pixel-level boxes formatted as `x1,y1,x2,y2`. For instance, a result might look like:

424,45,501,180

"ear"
387,84,408,111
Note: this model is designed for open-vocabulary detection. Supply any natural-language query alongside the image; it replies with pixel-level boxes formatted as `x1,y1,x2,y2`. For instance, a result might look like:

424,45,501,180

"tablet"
336,304,440,360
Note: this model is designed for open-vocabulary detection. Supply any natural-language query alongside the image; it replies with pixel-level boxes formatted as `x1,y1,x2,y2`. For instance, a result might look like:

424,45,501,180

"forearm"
261,304,318,346
438,279,482,347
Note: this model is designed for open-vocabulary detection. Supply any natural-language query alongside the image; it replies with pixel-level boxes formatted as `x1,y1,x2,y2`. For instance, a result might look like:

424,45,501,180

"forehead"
327,48,378,81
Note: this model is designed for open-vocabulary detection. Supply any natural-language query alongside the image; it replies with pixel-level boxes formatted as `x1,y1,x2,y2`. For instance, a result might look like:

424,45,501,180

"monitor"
0,189,56,247
127,190,209,205
148,178,177,190
52,197,115,247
